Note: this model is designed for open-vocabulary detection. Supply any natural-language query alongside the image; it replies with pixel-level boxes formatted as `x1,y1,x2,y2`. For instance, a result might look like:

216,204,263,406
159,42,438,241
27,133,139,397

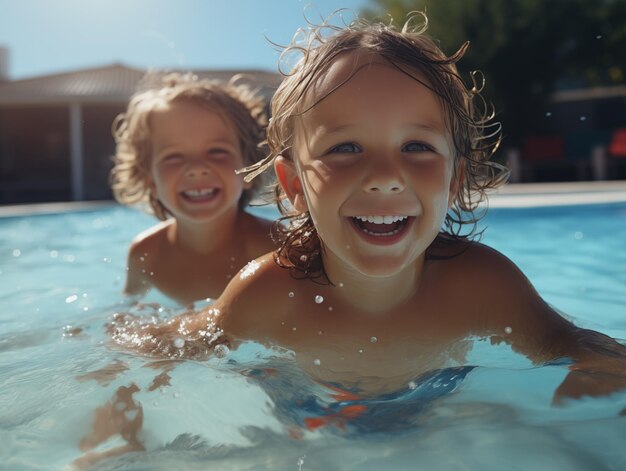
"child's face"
148,100,249,223
280,53,457,278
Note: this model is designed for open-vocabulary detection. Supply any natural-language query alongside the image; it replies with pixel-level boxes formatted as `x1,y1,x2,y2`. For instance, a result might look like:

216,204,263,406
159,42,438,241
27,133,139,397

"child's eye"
163,153,183,163
207,148,230,159
402,141,433,153
328,142,361,154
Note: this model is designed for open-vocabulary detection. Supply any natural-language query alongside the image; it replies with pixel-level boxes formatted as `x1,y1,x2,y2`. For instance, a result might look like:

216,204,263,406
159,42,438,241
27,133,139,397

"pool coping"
1,180,625,217
488,180,626,208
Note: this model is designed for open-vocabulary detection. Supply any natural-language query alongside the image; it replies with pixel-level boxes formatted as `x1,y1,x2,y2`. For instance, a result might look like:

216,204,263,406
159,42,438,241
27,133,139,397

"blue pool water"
1,202,625,470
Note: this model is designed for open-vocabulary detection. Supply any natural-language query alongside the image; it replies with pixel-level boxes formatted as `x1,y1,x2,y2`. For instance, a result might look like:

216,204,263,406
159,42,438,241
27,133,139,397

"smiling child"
111,73,275,305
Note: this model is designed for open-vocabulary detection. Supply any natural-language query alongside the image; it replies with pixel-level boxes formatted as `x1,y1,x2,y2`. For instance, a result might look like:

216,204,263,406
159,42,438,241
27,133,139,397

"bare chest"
261,292,474,393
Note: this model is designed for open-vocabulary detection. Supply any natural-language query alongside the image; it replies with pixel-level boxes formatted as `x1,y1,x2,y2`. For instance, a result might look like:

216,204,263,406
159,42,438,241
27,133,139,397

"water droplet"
50,250,59,258
214,344,230,358
574,231,583,240
545,111,552,117
408,381,417,390
338,282,344,288
292,327,297,331
299,255,308,262
315,295,324,304
150,271,154,276
328,306,333,311
358,349,364,354
83,307,89,312
172,338,185,349
103,257,111,263
139,256,145,262
288,291,295,298
370,336,378,344
230,256,236,261
504,326,513,334
580,116,587,121
12,249,21,257
313,359,321,366
239,260,261,280
596,34,602,39
173,391,180,398
65,294,78,304
318,330,323,335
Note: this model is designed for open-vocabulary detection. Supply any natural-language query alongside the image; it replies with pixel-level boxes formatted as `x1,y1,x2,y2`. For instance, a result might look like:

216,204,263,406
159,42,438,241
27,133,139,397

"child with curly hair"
110,73,276,305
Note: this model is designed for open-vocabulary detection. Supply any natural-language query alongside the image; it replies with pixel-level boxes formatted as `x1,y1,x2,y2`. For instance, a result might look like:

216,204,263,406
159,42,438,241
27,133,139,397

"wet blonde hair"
111,72,268,220
240,12,509,280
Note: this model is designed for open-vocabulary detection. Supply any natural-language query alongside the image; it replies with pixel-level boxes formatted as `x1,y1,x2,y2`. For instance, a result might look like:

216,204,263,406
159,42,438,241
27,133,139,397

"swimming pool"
1,198,625,470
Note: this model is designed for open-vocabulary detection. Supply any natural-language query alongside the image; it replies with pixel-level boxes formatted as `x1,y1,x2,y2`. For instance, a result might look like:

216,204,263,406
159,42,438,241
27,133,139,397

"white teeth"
354,215,408,224
183,188,216,197
361,228,401,237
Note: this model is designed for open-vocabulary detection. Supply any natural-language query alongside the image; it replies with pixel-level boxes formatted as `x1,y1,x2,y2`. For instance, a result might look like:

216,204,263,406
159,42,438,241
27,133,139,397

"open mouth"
180,188,219,202
349,215,414,242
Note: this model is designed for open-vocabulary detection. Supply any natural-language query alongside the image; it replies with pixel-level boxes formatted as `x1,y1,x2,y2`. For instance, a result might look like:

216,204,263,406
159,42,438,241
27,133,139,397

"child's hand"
106,308,227,360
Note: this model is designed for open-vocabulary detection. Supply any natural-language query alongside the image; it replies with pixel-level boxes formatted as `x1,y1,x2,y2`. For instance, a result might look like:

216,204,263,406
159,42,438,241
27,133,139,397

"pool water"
1,203,625,470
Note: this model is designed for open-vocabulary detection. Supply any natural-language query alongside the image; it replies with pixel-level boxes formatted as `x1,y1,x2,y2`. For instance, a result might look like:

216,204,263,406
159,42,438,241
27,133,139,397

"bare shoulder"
437,239,577,359
128,220,173,259
432,239,533,293
213,252,291,338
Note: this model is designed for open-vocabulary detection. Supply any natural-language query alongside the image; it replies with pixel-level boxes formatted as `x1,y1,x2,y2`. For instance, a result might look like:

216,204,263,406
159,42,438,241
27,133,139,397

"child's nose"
185,162,210,178
363,161,405,193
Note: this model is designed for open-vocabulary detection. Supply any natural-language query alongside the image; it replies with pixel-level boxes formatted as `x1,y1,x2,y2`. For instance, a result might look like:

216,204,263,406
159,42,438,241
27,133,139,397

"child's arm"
551,328,626,404
108,254,278,358
469,244,626,403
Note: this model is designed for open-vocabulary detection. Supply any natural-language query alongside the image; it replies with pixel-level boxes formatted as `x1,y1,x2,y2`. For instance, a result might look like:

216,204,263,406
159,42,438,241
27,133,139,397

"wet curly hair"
239,12,509,281
110,72,268,220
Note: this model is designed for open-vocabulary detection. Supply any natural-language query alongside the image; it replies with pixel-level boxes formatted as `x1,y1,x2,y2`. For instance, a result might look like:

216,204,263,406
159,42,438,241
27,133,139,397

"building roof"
0,63,282,105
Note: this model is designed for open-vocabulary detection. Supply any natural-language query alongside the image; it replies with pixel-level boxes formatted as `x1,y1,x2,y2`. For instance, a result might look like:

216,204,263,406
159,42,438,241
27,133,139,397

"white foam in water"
0,205,625,469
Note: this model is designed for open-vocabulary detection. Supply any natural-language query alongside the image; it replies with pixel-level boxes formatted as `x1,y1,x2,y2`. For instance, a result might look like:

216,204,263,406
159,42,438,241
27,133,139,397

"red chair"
608,128,626,158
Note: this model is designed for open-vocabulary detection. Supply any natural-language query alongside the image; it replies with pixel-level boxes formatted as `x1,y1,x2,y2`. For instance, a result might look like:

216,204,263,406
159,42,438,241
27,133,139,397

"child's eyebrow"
154,139,238,154
310,122,446,138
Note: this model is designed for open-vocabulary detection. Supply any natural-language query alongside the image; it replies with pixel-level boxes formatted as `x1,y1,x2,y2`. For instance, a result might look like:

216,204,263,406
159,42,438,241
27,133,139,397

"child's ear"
274,155,308,213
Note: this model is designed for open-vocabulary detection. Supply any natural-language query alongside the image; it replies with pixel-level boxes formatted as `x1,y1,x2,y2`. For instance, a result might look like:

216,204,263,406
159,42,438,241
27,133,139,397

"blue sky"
0,0,372,80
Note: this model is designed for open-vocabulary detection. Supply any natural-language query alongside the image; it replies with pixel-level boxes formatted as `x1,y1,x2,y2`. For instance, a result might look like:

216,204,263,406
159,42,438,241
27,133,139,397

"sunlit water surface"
1,203,625,470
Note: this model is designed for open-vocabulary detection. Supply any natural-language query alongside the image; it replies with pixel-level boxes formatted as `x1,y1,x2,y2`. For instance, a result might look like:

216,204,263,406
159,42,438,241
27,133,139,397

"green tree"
363,0,626,149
